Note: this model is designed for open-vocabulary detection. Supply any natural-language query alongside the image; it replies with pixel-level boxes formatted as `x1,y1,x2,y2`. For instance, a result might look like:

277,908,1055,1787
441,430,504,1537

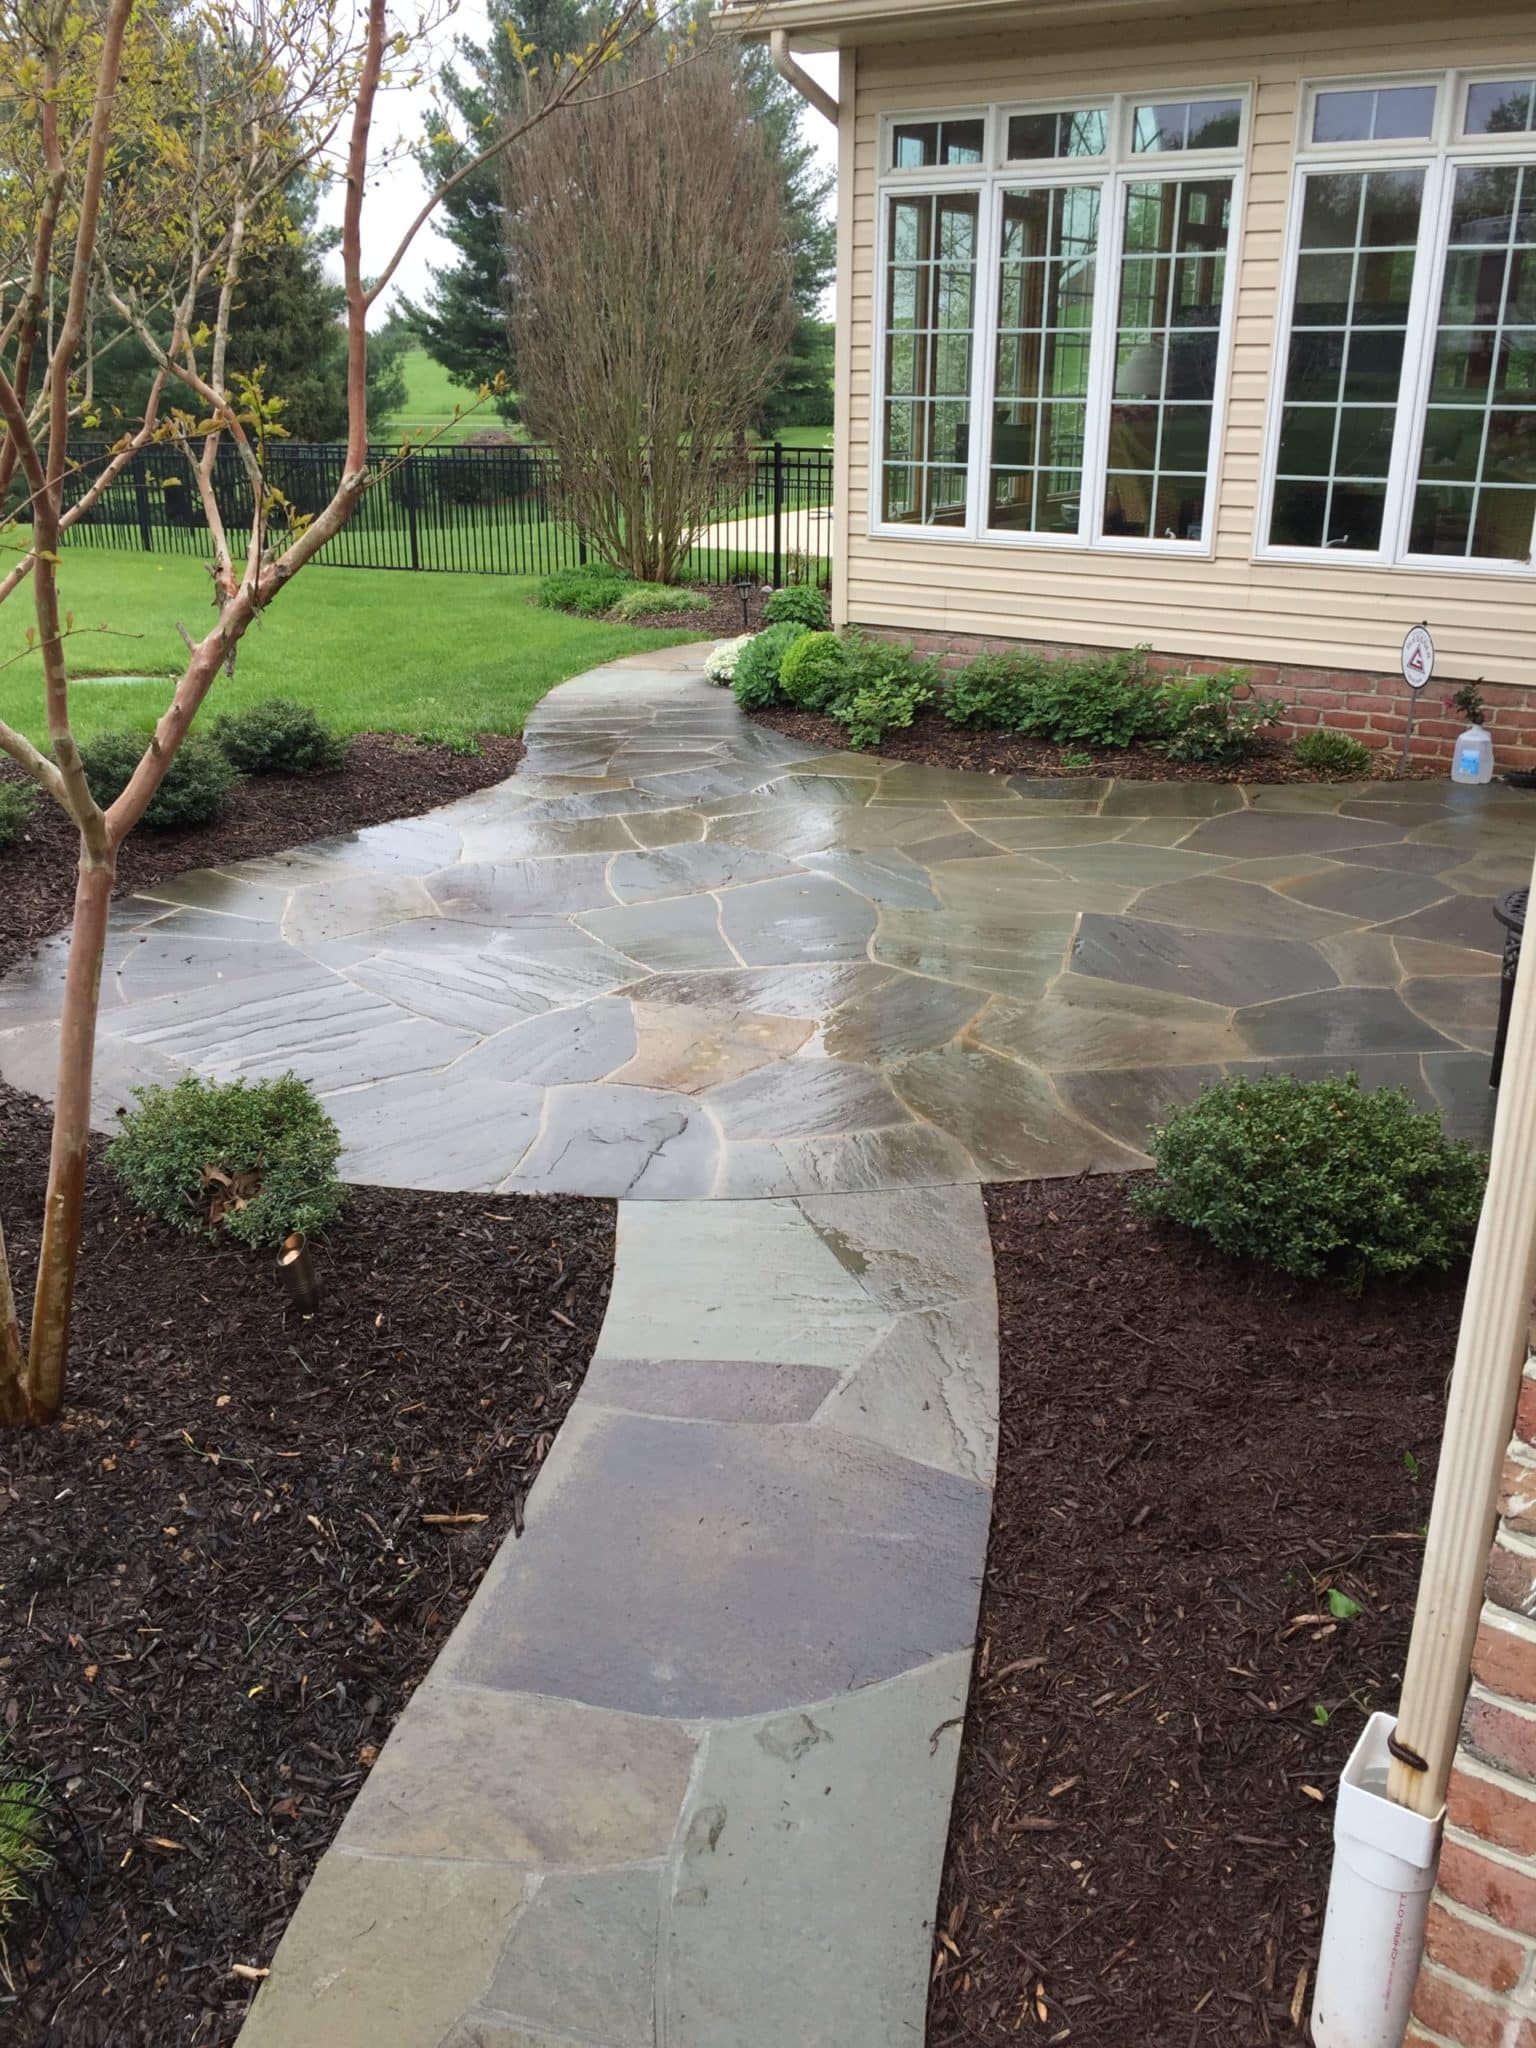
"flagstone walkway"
0,645,1519,2046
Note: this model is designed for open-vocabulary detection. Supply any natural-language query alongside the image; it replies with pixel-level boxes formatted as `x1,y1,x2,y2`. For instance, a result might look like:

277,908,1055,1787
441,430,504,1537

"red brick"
1413,1961,1514,2048
1500,1457,1536,1536
1487,1540,1536,1620
1439,1835,1536,1938
1448,1760,1536,1859
1515,1376,1536,1450
1465,1693,1536,1777
1424,1897,1532,1995
1473,1618,1536,1703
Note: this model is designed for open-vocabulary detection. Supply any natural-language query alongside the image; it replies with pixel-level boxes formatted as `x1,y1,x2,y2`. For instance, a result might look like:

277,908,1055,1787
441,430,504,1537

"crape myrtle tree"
505,43,797,580
0,0,664,1427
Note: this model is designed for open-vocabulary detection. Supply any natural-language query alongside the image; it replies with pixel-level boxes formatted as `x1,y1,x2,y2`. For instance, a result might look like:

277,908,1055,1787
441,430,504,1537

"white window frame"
1257,65,1536,577
870,90,1249,557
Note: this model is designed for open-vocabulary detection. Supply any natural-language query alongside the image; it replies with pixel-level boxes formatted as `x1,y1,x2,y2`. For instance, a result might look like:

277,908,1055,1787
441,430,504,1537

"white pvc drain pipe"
1311,1713,1443,2048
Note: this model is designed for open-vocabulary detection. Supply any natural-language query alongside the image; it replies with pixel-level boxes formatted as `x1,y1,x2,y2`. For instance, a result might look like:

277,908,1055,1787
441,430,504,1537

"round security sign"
1401,623,1436,691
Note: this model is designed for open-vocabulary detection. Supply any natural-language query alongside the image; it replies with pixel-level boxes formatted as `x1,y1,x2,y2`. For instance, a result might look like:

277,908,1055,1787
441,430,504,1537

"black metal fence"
60,438,833,585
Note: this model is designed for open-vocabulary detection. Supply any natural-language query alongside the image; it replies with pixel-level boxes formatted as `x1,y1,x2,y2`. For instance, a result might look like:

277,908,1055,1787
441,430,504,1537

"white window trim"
1255,65,1536,577
870,90,1250,557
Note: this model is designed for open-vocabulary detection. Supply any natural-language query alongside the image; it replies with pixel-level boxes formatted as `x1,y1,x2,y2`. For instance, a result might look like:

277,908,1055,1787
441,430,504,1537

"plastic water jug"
1452,723,1494,785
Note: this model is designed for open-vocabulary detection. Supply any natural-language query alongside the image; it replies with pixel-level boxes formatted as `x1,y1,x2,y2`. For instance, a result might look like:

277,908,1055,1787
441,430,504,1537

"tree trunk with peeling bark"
0,0,666,1425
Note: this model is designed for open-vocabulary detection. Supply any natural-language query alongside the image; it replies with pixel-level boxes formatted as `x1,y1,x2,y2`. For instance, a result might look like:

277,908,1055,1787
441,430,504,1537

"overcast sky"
322,7,840,323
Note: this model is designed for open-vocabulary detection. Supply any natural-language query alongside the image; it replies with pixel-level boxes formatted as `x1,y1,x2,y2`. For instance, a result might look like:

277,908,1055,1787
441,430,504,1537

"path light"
733,575,754,632
1311,834,1536,2047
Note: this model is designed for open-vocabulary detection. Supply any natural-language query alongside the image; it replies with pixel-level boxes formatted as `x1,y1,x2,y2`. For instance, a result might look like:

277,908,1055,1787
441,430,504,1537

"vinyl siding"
837,0,1536,683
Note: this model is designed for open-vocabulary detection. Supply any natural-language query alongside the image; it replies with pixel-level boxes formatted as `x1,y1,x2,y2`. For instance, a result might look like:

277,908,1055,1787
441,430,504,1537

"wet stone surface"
1,654,1512,1187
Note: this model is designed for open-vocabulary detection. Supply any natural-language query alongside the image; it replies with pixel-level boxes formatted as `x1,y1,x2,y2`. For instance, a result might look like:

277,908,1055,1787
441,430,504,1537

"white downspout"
769,28,839,125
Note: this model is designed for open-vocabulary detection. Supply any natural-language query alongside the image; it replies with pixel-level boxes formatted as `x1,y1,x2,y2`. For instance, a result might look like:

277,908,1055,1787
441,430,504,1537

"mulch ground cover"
748,703,1436,784
0,733,524,981
0,1080,614,2046
614,582,767,637
928,1175,1461,2047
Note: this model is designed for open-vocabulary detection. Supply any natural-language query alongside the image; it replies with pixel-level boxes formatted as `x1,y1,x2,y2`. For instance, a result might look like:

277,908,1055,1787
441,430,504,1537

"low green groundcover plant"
831,634,938,749
0,780,34,849
1294,726,1374,778
213,697,346,777
534,562,633,616
610,583,712,621
942,651,1042,730
1157,670,1283,767
779,630,852,711
1134,1072,1485,1288
762,584,830,630
0,1746,50,1920
109,1073,347,1252
77,730,235,829
731,621,811,711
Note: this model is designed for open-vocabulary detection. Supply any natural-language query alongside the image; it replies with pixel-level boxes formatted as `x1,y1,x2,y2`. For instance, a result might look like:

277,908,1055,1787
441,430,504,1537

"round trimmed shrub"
77,729,235,829
108,1073,347,1252
0,781,35,849
1294,726,1374,778
731,622,811,711
1133,1072,1485,1289
779,630,852,712
609,583,712,621
762,584,830,630
213,698,345,777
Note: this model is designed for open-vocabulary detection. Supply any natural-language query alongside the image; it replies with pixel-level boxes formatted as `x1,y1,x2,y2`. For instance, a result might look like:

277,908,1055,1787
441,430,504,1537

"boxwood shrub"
213,698,346,777
1133,1072,1485,1288
0,782,35,849
108,1073,347,1252
731,622,811,711
77,730,235,829
779,630,853,711
1294,726,1374,778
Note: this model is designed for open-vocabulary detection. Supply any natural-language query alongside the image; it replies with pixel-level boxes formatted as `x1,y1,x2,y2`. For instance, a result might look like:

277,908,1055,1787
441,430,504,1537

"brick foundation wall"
856,624,1536,774
1408,1359,1536,2048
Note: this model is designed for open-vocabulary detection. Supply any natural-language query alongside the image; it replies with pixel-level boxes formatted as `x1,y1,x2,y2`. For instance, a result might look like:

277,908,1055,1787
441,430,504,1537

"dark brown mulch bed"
928,1176,1459,2047
0,1080,613,2047
615,582,768,636
749,703,1436,783
0,732,524,980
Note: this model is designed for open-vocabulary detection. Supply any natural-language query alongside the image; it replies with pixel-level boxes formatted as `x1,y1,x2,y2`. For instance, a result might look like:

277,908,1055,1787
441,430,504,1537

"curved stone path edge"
237,1187,998,2048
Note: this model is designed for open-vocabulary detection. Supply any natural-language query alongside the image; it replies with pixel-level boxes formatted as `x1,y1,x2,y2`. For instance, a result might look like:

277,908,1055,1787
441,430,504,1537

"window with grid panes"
876,92,1245,543
1263,70,1536,568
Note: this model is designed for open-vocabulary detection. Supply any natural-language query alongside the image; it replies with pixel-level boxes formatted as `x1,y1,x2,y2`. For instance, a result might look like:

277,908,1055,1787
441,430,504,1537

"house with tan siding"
746,0,1536,765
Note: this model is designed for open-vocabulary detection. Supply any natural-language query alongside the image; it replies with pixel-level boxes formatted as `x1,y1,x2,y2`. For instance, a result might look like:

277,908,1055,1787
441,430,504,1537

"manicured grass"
759,424,833,449
380,347,519,447
0,547,701,747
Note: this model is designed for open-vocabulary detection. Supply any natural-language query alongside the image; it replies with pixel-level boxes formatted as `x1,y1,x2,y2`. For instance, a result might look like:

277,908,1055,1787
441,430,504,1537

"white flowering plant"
704,635,754,686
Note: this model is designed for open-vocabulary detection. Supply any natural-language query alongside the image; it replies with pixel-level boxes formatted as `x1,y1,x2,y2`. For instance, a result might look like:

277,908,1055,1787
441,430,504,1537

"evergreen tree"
91,179,409,442
406,6,834,428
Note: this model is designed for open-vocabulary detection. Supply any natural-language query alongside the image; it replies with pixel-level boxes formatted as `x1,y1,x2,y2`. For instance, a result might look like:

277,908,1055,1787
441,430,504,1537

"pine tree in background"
404,3,834,430
91,179,411,441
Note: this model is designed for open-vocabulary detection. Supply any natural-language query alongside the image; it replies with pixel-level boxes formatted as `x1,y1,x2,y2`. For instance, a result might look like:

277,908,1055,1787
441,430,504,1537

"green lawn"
379,347,519,447
0,548,702,747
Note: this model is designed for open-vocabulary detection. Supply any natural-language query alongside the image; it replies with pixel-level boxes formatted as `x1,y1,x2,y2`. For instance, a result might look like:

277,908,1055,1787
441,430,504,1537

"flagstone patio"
0,644,1520,2047
0,649,1508,1187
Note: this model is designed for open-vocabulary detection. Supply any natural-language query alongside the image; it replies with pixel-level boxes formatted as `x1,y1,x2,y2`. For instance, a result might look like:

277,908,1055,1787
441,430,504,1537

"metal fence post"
404,454,422,572
772,439,784,589
133,454,154,554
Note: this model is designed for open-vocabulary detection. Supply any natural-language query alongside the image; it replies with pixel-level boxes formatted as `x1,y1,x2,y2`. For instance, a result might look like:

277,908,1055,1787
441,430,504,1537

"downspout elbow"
770,29,839,125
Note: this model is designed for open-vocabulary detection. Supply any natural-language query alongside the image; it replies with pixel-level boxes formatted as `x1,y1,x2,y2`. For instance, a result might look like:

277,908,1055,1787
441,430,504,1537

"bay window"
876,92,1246,549
1262,70,1536,569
